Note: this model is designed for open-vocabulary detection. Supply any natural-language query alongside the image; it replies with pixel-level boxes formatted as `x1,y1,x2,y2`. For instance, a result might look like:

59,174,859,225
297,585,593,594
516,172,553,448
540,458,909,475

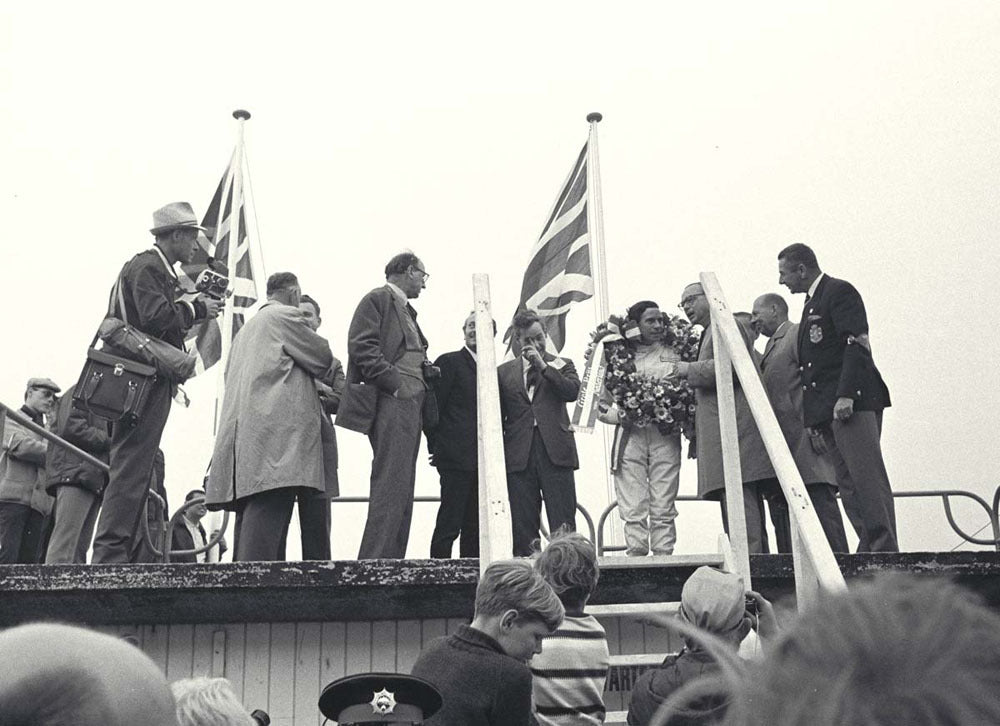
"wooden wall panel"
243,623,272,716
395,620,422,673
294,623,322,726
345,621,372,674
269,623,297,726
370,621,396,672
319,622,347,688
142,623,170,675
166,624,195,681
222,623,248,700
191,624,216,678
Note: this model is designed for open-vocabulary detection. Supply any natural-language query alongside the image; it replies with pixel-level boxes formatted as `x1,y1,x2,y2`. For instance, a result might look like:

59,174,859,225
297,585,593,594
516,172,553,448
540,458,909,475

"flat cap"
319,673,442,724
679,566,746,634
26,378,60,393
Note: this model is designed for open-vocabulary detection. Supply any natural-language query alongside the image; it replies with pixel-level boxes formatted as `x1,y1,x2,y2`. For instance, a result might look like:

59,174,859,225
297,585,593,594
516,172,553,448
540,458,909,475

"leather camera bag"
73,348,157,426
72,267,159,426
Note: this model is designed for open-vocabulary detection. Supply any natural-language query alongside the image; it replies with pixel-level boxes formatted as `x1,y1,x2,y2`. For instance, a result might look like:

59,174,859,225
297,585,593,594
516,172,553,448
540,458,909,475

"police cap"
318,673,442,724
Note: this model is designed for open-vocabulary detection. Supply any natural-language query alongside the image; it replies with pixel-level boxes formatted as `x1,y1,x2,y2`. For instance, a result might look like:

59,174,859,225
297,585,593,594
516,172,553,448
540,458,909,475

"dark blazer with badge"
497,354,581,472
337,285,434,433
761,323,834,485
798,275,891,428
426,348,478,472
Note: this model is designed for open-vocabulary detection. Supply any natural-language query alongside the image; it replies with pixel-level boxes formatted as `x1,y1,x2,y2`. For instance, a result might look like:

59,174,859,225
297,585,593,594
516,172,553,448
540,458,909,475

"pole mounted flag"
507,116,607,353
178,110,260,376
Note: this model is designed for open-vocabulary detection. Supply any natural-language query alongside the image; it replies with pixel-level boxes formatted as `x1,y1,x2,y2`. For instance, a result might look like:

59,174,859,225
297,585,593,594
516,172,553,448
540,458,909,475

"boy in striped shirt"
532,531,610,725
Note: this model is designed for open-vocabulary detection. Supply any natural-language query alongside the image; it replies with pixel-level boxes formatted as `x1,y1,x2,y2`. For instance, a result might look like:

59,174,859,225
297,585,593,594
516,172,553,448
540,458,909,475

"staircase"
587,546,733,725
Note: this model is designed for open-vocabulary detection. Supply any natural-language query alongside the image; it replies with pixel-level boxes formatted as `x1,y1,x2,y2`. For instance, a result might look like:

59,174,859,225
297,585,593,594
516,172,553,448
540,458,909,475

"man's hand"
521,344,546,371
746,590,779,640
672,362,689,379
198,294,224,319
807,427,828,455
833,396,854,423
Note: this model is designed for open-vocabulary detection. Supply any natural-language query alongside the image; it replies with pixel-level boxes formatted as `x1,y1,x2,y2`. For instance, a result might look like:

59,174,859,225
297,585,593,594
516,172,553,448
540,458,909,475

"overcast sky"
2,2,998,558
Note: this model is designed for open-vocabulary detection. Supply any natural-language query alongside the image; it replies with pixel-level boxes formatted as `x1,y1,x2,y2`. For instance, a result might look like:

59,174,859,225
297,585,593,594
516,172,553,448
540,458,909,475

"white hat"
149,202,207,235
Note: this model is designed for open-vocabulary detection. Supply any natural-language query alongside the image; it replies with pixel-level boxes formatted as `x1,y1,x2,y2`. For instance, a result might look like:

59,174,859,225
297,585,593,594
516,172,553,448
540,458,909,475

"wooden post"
700,272,846,596
474,274,512,571
791,514,821,608
711,310,752,589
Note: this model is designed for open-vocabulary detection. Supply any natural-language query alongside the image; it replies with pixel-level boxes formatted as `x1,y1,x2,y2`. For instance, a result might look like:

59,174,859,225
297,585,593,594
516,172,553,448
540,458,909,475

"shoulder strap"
91,261,132,347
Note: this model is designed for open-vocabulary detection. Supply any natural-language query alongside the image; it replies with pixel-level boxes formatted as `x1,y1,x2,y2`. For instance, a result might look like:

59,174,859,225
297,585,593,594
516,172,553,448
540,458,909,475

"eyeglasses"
678,293,704,309
31,388,56,399
411,267,430,283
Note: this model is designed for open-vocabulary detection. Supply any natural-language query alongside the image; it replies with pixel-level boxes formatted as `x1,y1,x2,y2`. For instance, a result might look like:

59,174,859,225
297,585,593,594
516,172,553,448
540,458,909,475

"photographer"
337,252,436,560
91,202,222,564
627,567,779,726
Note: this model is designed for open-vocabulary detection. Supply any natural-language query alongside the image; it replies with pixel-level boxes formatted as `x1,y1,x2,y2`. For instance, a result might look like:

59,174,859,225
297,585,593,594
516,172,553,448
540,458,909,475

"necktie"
526,366,541,397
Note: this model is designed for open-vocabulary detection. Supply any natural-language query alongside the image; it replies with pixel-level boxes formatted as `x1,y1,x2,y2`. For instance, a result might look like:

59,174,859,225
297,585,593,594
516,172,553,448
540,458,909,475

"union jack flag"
509,142,593,352
178,157,258,373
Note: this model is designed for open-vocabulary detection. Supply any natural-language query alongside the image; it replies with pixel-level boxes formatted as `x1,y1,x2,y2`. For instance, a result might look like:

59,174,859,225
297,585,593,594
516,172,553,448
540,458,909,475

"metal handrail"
595,486,1000,555
330,495,598,545
0,403,110,474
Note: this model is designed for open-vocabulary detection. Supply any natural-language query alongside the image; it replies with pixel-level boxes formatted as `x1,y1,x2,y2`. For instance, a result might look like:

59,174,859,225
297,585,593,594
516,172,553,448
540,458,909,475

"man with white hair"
172,677,256,726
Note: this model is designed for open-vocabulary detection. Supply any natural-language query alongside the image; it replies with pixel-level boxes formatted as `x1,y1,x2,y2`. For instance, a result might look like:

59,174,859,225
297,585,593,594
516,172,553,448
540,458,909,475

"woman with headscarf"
598,300,683,556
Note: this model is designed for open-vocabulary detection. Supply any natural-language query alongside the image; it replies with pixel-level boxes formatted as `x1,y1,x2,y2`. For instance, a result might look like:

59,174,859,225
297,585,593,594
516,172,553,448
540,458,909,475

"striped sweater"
531,614,610,725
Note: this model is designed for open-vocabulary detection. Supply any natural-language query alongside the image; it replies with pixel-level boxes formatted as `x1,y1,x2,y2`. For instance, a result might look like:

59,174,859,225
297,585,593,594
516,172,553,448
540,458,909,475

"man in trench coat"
206,272,338,561
674,283,775,554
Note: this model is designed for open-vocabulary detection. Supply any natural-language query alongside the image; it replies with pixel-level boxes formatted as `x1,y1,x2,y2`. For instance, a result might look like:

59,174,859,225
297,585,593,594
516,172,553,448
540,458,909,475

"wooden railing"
700,271,847,605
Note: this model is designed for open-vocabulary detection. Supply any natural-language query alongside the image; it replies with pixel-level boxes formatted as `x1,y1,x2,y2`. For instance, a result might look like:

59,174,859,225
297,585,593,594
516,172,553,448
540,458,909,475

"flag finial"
233,109,251,121
587,112,603,123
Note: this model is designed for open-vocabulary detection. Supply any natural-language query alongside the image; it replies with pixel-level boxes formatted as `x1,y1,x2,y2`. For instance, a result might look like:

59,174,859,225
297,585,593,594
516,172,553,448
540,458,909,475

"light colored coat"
206,301,338,509
0,409,52,515
688,325,774,497
760,322,835,485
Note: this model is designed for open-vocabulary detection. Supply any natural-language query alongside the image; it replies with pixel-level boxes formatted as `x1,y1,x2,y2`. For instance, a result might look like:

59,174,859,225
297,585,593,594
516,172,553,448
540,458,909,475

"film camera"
194,267,230,300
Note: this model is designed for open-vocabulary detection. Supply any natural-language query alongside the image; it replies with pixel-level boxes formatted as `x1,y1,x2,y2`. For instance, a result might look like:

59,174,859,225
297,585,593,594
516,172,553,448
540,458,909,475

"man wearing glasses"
0,378,59,563
338,252,437,559
673,283,775,553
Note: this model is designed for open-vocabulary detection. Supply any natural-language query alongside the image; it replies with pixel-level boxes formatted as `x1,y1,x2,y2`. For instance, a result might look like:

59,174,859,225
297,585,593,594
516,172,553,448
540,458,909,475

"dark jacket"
337,285,436,433
798,275,891,427
627,649,729,726
427,348,478,471
170,519,206,564
110,248,204,352
411,625,534,726
45,386,111,496
497,354,581,472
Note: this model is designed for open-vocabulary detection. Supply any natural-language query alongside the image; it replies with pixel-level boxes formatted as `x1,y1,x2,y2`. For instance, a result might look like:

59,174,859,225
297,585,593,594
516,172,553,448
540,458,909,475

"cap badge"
371,688,396,715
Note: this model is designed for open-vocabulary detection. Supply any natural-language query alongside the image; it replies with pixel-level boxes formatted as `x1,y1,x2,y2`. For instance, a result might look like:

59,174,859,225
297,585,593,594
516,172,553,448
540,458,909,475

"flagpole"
214,109,250,437
585,112,621,550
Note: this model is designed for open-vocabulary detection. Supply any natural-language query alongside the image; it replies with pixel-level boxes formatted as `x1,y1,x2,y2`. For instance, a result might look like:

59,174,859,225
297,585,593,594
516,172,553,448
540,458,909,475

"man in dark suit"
751,292,850,553
497,310,580,556
337,252,436,559
777,243,897,552
426,312,495,558
91,202,222,564
170,489,226,563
